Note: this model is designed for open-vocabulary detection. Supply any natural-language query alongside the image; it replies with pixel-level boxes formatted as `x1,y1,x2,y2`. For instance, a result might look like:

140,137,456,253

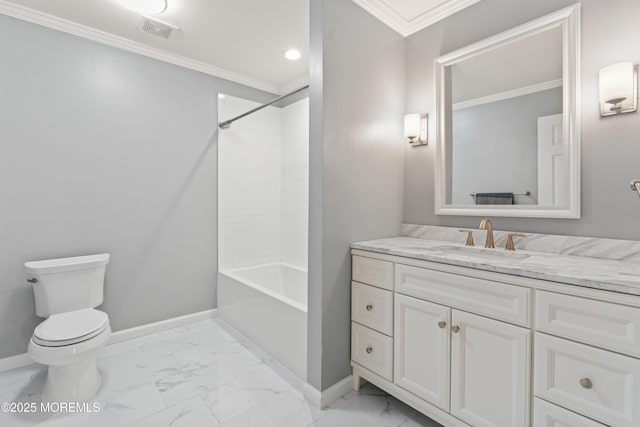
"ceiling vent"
141,16,178,39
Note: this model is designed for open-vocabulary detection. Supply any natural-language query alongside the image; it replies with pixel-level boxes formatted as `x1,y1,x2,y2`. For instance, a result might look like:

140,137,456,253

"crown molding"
406,0,482,36
279,75,310,94
352,0,482,37
0,0,282,94
453,79,562,110
352,0,407,36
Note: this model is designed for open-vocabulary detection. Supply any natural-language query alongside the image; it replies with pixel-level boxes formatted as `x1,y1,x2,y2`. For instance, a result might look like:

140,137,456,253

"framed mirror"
434,4,581,218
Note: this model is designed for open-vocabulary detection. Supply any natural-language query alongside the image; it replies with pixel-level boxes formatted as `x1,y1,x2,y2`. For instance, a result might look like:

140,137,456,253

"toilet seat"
33,308,109,347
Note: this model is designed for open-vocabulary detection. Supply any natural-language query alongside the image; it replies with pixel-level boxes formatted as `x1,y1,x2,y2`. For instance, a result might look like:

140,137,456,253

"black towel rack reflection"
469,191,531,197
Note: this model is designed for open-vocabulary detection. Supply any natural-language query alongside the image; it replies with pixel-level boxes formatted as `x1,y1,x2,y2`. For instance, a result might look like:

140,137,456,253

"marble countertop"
352,236,640,296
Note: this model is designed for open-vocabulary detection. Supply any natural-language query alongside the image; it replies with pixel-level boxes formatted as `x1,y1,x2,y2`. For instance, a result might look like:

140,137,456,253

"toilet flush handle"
26,278,37,283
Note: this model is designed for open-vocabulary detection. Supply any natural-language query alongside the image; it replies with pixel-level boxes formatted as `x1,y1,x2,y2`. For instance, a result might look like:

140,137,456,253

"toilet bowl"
25,254,110,404
28,308,111,403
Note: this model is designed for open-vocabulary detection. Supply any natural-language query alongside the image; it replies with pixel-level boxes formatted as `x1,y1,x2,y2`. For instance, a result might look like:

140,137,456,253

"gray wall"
308,0,405,391
451,87,562,204
405,0,640,240
0,14,275,359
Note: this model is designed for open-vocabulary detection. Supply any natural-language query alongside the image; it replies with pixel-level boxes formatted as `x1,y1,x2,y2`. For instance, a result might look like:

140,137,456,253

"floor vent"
141,16,178,39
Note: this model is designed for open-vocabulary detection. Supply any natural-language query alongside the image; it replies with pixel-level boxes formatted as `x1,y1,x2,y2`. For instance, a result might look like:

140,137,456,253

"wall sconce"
599,62,638,116
404,114,428,146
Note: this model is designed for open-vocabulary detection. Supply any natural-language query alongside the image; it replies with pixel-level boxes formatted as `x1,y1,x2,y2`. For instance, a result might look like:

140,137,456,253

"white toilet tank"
25,254,110,317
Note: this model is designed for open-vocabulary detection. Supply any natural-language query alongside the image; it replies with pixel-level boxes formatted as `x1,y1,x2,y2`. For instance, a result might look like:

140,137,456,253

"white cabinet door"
394,294,451,411
451,310,531,427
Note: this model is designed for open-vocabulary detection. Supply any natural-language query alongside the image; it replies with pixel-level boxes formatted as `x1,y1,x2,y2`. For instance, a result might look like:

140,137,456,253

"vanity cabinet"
393,293,530,427
351,250,640,427
534,291,640,427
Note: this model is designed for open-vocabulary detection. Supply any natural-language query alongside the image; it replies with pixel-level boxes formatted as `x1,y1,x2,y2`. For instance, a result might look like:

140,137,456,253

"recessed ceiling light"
118,0,167,15
283,49,302,61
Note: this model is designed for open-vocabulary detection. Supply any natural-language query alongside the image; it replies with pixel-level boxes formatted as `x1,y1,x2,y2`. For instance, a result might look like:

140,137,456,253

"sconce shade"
599,62,638,116
404,114,428,146
404,114,421,138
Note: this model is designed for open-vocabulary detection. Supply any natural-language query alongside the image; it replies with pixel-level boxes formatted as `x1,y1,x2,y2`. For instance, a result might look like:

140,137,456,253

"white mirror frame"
434,4,581,219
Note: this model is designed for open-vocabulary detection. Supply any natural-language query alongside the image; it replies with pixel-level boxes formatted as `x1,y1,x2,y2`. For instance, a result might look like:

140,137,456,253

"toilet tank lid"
25,254,110,275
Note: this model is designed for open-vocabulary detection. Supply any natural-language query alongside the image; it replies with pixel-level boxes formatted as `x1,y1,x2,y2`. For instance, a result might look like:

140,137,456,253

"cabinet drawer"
535,333,640,427
534,399,605,427
351,322,393,381
536,291,640,358
352,282,393,335
396,263,531,326
352,255,393,290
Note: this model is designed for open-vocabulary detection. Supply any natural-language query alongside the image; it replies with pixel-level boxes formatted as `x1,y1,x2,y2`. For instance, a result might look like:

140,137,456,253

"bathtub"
218,262,307,380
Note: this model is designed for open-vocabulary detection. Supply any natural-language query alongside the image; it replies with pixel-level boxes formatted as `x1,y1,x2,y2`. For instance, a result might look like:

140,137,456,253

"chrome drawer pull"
579,378,593,389
365,346,373,354
451,325,460,333
438,321,447,329
366,304,373,311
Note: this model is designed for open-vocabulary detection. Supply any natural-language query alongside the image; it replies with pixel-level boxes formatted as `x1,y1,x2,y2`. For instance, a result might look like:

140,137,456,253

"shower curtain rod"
218,85,310,129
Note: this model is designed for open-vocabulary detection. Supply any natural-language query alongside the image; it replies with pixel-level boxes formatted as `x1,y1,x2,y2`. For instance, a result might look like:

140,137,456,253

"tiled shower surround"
218,95,309,270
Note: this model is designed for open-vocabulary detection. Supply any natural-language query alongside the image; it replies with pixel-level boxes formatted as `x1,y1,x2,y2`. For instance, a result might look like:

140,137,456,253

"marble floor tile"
218,406,281,427
232,364,298,403
131,396,220,427
38,383,165,427
0,318,442,427
152,357,235,407
201,382,260,423
96,349,155,400
259,390,326,427
0,364,47,404
309,384,429,427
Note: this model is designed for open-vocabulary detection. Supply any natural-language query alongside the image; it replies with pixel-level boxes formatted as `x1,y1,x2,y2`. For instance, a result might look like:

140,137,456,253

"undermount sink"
432,245,531,261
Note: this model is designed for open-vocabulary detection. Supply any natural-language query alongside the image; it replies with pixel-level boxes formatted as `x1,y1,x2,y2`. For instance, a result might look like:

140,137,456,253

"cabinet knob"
451,325,460,333
438,321,447,329
366,304,373,311
579,378,593,389
365,346,373,354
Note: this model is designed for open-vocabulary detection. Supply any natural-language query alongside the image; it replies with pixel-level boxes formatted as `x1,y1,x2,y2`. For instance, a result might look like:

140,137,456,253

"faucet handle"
505,233,526,251
459,229,475,246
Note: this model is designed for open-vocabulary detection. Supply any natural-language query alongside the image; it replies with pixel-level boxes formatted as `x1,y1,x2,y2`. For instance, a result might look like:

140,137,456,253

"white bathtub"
218,262,307,380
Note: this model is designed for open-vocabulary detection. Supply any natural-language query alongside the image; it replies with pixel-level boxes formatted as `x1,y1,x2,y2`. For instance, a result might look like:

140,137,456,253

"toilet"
25,254,111,404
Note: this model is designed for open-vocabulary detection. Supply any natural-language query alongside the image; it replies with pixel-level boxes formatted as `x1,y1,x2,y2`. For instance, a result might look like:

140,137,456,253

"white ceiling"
0,0,309,94
352,0,482,37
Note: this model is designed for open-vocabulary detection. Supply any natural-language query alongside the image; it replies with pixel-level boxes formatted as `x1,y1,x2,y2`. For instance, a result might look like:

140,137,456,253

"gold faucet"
505,233,526,251
479,218,495,248
459,230,475,246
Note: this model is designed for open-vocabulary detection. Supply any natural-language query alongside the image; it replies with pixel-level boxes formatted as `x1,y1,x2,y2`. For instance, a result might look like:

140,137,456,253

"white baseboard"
108,308,218,344
304,375,353,408
0,353,33,373
0,308,218,373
